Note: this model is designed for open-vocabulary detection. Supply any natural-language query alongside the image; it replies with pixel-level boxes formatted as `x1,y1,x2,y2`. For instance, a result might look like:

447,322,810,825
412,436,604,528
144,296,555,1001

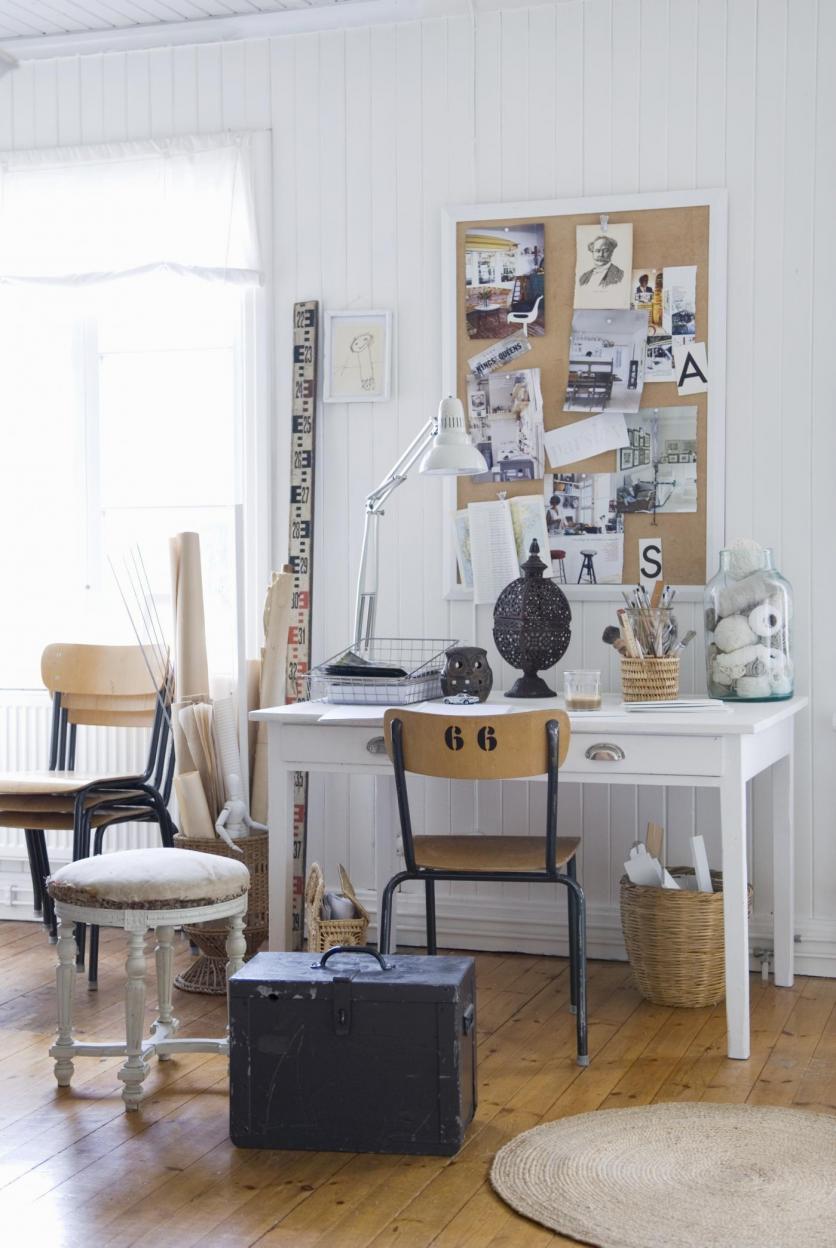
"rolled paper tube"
169,532,210,702
213,696,242,806
174,770,216,839
713,614,757,653
748,600,784,637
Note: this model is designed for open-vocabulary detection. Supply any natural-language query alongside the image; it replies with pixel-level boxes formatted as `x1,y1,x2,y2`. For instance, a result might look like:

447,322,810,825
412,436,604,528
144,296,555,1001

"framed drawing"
323,310,392,402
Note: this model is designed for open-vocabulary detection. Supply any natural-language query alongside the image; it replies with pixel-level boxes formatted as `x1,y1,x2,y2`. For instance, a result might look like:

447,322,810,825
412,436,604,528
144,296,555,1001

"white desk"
251,693,807,1060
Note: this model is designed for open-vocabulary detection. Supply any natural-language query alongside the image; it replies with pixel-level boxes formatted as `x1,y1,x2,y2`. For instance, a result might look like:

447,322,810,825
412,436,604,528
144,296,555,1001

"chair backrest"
383,707,570,780
40,644,175,797
384,707,572,876
41,643,161,728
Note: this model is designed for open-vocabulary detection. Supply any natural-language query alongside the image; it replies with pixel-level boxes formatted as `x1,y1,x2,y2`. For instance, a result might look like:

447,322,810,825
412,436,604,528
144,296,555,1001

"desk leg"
267,729,294,951
772,745,795,987
720,746,750,1060
375,776,401,952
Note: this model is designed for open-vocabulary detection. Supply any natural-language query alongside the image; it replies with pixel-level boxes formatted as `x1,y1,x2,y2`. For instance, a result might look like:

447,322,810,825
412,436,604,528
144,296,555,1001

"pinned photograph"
663,265,697,343
631,269,657,318
466,368,544,482
464,224,545,340
565,310,647,414
544,471,624,583
616,407,698,515
574,223,633,310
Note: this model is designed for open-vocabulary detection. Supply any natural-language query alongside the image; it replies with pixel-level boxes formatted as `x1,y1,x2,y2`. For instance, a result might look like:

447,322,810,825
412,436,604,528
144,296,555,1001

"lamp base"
505,673,556,699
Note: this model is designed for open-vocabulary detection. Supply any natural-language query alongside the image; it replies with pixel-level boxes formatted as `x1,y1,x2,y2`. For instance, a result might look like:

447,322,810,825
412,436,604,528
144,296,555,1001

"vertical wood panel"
1,3,831,959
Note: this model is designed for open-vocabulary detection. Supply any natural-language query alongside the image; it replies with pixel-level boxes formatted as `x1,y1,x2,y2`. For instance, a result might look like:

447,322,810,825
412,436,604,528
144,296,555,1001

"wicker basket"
620,867,753,1008
305,862,369,952
620,656,680,702
173,831,268,994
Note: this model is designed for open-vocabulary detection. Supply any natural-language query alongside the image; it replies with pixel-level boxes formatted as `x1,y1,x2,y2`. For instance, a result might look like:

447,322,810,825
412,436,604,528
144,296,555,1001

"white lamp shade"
419,397,488,476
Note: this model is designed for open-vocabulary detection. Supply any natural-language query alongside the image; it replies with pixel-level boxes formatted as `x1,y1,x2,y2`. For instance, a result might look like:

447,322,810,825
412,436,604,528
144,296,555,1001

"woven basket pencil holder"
620,655,680,701
305,861,369,952
620,867,754,1008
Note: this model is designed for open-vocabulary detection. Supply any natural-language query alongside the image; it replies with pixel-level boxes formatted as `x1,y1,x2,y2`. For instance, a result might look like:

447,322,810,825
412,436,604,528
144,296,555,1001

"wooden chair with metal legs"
379,706,588,1067
0,643,176,968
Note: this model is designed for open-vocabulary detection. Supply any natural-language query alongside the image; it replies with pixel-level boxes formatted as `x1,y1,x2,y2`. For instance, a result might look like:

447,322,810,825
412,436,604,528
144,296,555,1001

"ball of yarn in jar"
714,614,757,653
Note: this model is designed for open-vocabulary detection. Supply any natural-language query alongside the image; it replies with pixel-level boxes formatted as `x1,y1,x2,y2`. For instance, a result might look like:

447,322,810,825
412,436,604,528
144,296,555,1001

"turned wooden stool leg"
152,925,179,1058
225,911,246,1042
50,915,77,1087
118,928,150,1111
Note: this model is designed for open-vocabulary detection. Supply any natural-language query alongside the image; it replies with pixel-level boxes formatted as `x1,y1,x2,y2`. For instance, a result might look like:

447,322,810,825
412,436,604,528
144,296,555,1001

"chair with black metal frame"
380,706,588,1066
0,644,177,967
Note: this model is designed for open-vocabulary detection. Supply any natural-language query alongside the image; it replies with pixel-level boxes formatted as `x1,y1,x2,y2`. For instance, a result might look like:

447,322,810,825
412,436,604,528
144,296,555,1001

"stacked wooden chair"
0,643,176,986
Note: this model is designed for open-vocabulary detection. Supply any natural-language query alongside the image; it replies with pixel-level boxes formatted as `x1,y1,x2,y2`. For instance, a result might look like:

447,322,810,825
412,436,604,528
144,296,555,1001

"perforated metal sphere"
493,540,572,677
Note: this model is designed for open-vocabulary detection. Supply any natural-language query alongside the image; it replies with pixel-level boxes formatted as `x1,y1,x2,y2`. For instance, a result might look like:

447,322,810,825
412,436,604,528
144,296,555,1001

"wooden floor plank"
1,922,835,1248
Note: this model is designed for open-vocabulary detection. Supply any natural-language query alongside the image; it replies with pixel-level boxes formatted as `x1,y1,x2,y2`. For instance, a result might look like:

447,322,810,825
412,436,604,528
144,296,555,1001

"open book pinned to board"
454,496,551,606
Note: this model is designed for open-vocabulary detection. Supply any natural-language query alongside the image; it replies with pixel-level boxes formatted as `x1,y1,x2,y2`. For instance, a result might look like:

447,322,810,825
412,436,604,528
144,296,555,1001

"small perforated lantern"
493,540,572,698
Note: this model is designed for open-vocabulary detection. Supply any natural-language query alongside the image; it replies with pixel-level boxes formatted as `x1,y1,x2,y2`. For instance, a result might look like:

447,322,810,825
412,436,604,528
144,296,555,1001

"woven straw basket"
620,656,680,702
305,861,369,952
620,867,754,1008
173,830,268,994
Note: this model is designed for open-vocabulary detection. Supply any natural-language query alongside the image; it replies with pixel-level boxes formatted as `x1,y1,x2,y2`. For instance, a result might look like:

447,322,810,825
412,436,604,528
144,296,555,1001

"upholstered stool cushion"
47,847,250,910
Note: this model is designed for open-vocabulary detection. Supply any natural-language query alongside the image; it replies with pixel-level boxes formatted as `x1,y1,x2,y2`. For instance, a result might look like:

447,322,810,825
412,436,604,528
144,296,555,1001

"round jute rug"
490,1102,836,1248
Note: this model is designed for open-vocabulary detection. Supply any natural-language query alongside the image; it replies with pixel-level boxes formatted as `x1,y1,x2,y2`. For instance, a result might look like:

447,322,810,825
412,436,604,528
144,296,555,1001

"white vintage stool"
46,847,250,1111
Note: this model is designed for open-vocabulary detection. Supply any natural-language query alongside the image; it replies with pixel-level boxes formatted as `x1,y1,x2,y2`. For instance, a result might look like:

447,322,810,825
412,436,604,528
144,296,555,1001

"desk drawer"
283,724,388,767
566,733,722,778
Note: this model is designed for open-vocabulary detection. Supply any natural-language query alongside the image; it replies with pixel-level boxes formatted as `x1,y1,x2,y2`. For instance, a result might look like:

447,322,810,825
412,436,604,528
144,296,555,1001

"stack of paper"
622,699,730,713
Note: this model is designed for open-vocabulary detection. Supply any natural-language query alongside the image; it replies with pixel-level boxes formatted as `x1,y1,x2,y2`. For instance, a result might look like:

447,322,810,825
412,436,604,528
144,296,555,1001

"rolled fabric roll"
735,674,772,698
714,614,757,653
715,572,774,618
711,658,734,687
714,643,784,680
748,600,784,638
770,672,794,696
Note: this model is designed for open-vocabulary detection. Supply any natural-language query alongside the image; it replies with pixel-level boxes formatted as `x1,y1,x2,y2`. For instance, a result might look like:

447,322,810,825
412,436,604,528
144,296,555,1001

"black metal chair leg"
24,830,42,913
425,879,437,955
567,877,588,1066
378,871,410,956
88,924,100,990
566,856,579,1014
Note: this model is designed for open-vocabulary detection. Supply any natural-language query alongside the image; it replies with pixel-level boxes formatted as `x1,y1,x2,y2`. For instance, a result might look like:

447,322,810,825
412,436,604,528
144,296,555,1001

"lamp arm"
364,419,435,514
354,418,435,647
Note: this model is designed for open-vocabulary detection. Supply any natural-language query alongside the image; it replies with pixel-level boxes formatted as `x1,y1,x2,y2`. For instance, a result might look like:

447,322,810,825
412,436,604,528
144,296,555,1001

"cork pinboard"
452,201,718,589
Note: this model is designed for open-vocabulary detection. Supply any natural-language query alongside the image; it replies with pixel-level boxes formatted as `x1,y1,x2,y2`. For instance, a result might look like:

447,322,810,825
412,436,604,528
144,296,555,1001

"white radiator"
0,694,162,918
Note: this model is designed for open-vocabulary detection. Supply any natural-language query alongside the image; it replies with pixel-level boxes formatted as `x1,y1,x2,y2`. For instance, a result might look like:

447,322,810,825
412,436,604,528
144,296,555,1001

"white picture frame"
441,188,728,603
323,309,392,403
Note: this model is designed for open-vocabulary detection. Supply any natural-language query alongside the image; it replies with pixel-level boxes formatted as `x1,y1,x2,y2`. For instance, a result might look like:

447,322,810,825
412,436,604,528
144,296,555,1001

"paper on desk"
416,701,521,716
318,705,386,722
544,411,629,470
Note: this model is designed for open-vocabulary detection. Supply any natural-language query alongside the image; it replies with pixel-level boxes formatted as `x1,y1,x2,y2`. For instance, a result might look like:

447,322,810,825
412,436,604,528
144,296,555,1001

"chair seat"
0,805,153,831
413,835,580,873
0,789,142,814
0,770,137,797
47,847,249,911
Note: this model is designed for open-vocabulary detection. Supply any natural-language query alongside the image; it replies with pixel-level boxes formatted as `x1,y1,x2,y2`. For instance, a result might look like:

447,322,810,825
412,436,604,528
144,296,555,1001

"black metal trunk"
229,947,477,1156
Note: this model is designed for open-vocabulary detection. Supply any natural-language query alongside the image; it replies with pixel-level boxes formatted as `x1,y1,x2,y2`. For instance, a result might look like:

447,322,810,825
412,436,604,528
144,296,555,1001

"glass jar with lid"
704,547,793,701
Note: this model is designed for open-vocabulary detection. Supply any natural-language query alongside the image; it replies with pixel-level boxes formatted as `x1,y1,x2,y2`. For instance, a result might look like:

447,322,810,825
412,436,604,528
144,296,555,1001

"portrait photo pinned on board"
323,310,392,402
464,223,546,340
574,223,633,309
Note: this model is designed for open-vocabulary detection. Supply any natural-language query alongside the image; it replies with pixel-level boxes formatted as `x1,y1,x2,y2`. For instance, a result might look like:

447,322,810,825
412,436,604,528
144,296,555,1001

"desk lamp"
354,397,487,647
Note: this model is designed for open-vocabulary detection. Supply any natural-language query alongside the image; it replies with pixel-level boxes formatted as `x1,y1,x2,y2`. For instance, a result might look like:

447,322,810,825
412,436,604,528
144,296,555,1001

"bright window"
0,277,255,689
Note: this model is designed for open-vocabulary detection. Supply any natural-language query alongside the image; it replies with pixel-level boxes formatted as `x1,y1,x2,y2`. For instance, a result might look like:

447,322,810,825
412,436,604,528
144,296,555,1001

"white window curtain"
0,133,262,286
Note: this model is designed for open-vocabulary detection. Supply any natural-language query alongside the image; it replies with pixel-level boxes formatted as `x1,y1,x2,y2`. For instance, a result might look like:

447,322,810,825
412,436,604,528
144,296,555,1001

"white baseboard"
357,890,836,980
3,863,834,979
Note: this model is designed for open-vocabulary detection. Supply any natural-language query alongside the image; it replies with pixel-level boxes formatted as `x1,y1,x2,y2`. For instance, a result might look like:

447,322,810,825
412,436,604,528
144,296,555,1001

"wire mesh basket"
307,638,456,705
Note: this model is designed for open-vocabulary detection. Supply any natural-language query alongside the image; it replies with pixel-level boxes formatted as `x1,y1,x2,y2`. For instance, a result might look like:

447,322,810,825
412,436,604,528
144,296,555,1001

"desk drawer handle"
585,742,625,762
366,736,387,755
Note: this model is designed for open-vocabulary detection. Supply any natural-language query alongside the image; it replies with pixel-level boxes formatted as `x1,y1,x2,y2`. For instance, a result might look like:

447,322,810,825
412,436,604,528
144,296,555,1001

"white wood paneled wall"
1,0,834,971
